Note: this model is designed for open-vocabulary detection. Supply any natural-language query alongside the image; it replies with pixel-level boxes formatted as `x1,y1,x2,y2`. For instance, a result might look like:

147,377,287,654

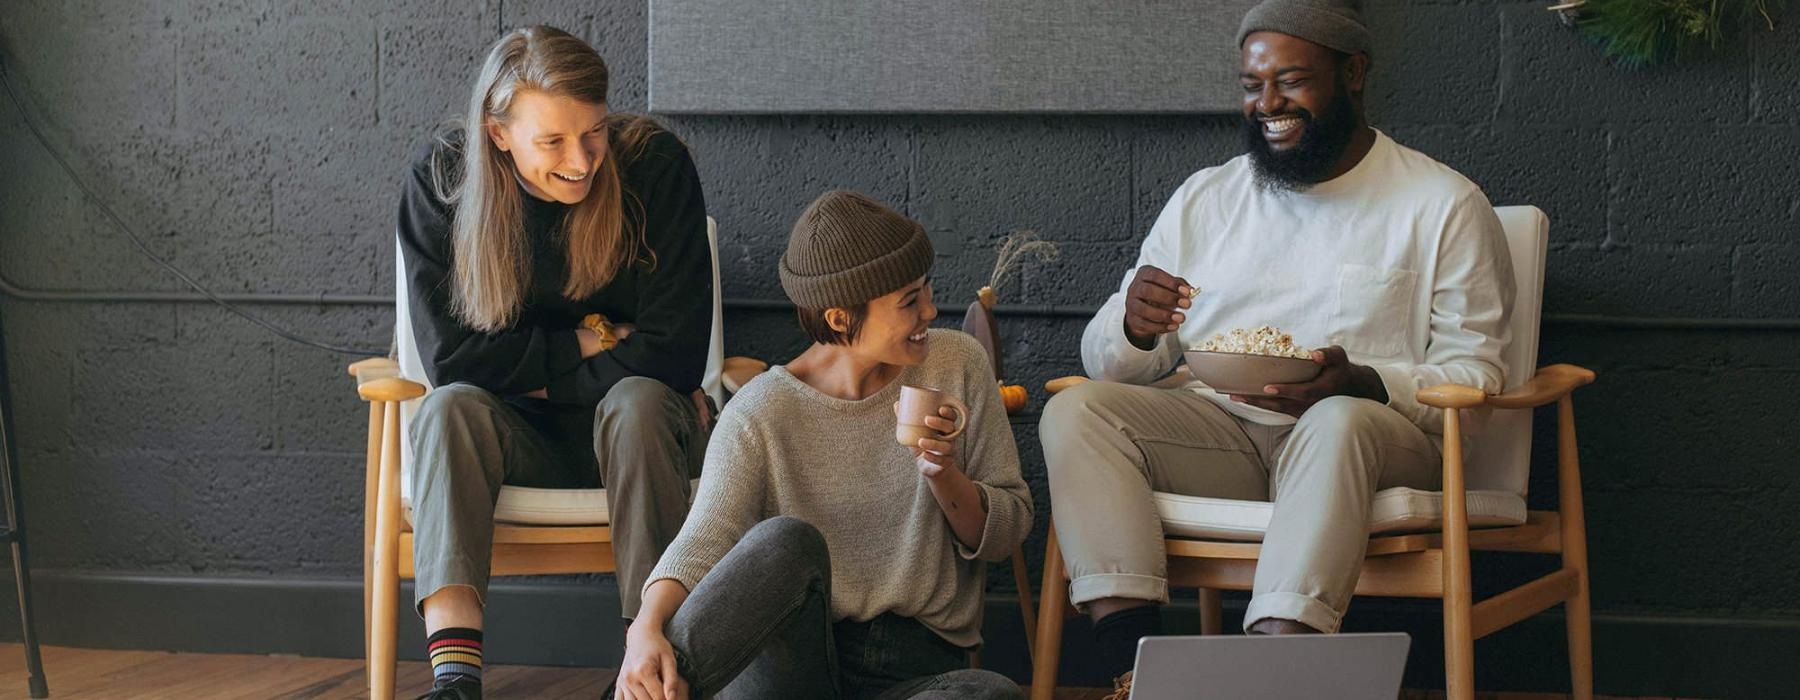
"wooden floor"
0,645,610,700
0,645,1682,699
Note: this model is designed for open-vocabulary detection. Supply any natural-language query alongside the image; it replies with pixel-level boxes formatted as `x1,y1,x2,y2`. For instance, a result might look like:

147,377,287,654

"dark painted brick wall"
1,0,1797,640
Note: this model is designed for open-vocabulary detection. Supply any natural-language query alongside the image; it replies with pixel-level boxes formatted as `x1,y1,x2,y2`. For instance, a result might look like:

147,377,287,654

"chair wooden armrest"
1417,364,1596,411
347,356,398,378
1416,383,1487,409
722,356,770,394
1485,364,1596,409
347,357,425,402
358,377,428,403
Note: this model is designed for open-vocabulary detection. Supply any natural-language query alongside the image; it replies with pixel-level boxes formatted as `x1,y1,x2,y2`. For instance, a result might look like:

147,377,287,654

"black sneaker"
414,680,481,700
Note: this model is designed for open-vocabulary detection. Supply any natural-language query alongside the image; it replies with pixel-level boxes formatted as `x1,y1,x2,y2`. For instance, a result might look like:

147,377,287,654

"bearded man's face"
1239,31,1366,191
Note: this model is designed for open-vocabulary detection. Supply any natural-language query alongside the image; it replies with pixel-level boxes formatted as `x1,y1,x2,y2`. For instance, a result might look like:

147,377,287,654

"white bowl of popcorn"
1183,326,1321,396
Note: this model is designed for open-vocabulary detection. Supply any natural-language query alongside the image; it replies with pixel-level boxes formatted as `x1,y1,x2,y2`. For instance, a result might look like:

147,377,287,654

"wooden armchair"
349,218,767,700
1021,206,1597,700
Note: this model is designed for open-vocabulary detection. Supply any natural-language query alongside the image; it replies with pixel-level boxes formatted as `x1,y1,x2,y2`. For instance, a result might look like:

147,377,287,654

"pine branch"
1571,0,1788,66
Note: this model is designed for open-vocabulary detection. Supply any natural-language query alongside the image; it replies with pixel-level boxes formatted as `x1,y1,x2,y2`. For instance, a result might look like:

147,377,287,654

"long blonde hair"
435,25,663,333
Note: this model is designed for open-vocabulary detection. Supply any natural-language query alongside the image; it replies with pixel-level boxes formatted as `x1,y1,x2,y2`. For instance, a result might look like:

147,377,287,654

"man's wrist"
1123,322,1157,351
1357,365,1390,403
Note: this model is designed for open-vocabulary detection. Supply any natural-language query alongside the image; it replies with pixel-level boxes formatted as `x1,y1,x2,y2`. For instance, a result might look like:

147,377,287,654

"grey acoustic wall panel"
648,0,1258,114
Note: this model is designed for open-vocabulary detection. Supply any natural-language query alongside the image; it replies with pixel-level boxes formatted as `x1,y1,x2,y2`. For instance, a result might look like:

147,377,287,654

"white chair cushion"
494,486,612,526
404,480,702,527
1154,487,1527,542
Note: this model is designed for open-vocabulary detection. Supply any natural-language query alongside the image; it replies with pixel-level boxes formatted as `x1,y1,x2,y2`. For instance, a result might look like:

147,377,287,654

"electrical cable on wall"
0,57,387,356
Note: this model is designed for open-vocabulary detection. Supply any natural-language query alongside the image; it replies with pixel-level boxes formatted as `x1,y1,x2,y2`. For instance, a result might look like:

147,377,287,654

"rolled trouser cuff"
413,555,488,616
1069,572,1169,613
1243,591,1342,633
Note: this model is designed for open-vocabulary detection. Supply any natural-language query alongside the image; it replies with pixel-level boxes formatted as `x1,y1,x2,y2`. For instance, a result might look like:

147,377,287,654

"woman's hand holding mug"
894,384,968,479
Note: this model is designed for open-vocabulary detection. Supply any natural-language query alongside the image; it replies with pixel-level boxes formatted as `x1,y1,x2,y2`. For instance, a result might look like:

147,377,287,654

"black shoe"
415,680,481,700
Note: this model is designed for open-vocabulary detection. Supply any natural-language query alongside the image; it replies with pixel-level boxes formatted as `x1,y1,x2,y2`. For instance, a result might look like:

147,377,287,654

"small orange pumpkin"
999,383,1027,413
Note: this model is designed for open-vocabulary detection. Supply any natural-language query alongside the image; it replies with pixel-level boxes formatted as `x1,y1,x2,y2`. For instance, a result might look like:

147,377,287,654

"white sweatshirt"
1082,130,1515,434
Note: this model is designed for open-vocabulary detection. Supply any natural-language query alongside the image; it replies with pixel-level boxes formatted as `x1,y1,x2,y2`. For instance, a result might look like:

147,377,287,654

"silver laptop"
1129,633,1411,699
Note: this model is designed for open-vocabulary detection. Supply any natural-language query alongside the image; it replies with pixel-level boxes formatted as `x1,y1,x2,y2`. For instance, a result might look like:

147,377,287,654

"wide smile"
1261,116,1303,141
551,170,588,184
906,330,927,344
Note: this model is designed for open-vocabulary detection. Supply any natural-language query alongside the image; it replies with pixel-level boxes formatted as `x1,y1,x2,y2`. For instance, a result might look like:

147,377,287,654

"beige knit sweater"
647,329,1033,647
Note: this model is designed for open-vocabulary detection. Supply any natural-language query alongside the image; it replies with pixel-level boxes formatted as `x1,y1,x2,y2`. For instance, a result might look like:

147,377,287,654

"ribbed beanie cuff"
1237,0,1371,57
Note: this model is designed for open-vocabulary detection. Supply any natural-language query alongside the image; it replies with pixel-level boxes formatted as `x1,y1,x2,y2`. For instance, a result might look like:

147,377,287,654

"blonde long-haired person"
398,26,712,699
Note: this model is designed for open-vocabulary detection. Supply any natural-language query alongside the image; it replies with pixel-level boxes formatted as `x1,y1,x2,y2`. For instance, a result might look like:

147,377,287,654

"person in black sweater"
397,26,711,700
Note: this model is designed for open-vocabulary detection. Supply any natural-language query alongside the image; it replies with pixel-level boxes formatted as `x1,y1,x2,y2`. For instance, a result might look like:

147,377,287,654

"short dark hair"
795,303,868,345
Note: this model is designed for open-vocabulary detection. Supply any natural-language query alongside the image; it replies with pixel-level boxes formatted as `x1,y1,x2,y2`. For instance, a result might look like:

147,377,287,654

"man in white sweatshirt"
1039,0,1516,686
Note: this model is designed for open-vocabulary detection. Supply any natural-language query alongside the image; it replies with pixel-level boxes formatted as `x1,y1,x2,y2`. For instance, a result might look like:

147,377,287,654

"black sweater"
397,128,711,407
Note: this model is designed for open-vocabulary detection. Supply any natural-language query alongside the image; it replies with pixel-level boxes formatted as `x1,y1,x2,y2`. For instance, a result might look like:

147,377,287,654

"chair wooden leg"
1439,408,1476,700
1198,587,1223,635
363,401,382,681
1012,550,1038,660
1558,396,1594,700
370,402,403,700
1030,526,1069,700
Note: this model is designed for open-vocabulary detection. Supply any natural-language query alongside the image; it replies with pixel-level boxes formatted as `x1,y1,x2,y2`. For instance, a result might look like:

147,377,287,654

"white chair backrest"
391,217,725,500
1468,206,1548,497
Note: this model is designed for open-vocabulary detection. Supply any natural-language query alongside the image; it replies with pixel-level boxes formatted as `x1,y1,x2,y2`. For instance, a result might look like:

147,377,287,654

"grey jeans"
659,517,1022,700
409,377,705,618
1040,382,1441,633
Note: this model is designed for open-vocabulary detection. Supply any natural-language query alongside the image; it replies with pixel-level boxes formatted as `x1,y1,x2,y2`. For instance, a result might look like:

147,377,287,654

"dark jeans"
664,517,1022,700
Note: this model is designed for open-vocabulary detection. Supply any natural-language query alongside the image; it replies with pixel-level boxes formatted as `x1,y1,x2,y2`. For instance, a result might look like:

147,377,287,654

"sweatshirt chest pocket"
1329,264,1418,358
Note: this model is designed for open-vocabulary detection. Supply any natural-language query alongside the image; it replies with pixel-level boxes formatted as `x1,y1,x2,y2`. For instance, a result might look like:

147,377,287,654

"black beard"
1242,90,1358,192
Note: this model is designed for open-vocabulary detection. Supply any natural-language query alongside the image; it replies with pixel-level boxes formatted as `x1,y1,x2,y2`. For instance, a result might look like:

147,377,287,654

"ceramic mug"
893,384,969,447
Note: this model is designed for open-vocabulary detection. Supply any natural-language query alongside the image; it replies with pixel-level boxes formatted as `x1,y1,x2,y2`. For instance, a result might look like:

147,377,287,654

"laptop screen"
1130,633,1411,699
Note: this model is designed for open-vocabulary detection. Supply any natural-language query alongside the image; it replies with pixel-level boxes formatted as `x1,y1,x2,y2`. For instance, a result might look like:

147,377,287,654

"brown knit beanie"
780,190,935,310
1237,0,1371,57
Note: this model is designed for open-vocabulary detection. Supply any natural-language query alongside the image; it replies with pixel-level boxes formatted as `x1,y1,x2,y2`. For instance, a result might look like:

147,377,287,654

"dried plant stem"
985,230,1061,301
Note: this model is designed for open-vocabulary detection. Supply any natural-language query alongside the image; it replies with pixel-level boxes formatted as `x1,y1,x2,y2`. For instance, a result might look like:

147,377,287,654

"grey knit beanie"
780,190,935,310
1237,0,1371,56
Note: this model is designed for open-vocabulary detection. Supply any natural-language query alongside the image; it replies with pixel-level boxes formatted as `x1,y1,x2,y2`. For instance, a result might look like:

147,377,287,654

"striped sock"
428,627,483,688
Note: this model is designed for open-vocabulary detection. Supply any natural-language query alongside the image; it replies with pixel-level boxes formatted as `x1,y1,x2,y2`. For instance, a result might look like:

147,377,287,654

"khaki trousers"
408,377,706,619
1039,381,1439,632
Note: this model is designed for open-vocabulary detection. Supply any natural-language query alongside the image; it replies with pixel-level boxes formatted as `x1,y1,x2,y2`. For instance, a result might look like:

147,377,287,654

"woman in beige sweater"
610,191,1033,700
